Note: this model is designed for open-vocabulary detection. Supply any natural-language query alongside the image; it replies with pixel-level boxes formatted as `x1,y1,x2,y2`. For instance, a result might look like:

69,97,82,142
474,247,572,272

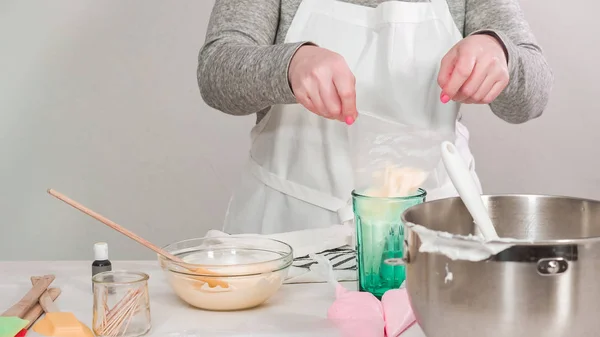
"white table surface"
0,261,425,337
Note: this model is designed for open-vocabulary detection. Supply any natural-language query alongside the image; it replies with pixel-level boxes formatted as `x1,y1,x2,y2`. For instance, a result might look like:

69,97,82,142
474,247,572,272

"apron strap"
248,156,354,223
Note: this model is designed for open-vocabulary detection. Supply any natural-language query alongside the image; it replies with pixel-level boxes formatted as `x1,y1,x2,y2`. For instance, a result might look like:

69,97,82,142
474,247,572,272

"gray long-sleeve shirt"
198,0,553,125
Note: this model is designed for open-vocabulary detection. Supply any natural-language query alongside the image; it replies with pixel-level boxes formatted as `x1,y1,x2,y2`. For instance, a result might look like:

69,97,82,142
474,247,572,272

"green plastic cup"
352,188,426,298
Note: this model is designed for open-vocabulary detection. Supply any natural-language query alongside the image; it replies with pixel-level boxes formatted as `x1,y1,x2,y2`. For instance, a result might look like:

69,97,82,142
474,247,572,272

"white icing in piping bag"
441,141,499,241
367,165,428,198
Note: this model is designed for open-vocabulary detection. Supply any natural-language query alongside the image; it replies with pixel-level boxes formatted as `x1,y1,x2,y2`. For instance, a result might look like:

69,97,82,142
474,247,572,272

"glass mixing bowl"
158,236,293,311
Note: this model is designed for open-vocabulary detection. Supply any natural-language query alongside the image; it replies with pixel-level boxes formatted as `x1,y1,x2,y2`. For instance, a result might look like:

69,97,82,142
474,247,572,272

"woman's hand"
289,45,358,125
438,34,509,104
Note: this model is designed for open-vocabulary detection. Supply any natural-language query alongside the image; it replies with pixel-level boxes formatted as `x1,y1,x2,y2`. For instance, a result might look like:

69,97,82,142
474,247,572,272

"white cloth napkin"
204,224,358,284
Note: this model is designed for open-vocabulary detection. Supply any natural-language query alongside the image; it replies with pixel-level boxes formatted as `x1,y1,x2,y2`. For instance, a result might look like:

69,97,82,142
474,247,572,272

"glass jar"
353,189,426,299
92,271,151,337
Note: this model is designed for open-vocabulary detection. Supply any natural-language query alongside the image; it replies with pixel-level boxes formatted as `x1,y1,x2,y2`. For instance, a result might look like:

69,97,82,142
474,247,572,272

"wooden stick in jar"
98,288,143,336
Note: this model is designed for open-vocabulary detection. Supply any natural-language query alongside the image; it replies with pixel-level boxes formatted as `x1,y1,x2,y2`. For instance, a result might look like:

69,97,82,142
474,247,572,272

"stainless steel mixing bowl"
401,194,600,337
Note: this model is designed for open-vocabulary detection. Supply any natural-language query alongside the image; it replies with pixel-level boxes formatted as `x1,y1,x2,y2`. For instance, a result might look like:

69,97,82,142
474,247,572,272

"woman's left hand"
437,34,509,104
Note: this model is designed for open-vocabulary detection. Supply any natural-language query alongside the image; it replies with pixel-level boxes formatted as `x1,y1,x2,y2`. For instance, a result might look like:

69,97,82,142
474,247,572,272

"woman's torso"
254,0,467,123
226,0,475,234
277,0,466,43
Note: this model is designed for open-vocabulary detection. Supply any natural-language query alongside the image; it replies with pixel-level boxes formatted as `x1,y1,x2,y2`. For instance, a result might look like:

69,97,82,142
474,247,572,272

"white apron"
223,0,482,234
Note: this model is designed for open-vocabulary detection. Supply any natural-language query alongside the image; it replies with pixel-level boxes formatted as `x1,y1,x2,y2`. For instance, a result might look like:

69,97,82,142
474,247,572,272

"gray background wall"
1,0,597,260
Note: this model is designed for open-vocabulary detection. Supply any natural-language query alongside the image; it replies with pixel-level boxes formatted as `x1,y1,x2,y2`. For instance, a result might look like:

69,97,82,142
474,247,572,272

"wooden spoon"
47,189,229,288
0,275,55,336
23,285,61,329
2,275,55,318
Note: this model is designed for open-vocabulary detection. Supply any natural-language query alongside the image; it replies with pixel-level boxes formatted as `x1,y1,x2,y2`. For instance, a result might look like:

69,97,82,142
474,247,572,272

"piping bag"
310,254,415,337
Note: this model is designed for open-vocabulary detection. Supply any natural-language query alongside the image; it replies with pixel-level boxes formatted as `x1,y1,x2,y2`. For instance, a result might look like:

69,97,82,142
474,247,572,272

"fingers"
464,60,509,104
453,60,488,102
302,76,353,123
301,78,328,117
464,73,494,104
439,35,510,105
437,47,457,94
303,70,357,124
296,69,339,120
440,52,477,102
293,53,357,123
482,64,509,103
333,71,358,125
319,79,343,121
289,47,359,124
482,80,507,104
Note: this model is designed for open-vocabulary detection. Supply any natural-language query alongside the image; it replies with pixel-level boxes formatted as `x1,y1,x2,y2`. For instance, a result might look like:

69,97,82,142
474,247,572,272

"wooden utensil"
23,277,62,329
0,275,54,337
2,275,55,318
17,288,61,337
47,189,229,288
22,288,61,329
95,287,145,336
31,292,94,337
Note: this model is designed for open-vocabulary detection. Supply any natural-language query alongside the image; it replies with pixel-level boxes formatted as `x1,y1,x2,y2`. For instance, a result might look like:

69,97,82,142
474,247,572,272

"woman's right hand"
288,45,358,125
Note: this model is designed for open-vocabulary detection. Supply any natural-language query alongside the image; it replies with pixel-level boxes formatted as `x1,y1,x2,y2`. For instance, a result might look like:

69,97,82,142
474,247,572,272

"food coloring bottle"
92,242,112,291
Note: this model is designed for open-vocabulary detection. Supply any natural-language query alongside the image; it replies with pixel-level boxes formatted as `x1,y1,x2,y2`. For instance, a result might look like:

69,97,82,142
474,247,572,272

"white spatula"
440,141,499,241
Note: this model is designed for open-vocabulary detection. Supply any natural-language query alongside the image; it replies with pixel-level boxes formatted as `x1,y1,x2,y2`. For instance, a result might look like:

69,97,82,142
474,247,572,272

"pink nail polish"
441,94,450,104
345,116,354,125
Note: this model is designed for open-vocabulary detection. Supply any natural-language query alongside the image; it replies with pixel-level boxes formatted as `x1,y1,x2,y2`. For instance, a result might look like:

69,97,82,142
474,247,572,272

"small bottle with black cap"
92,242,112,292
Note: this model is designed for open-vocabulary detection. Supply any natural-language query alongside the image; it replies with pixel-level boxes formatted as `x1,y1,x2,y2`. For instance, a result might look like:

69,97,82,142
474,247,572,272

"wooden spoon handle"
48,189,181,262
47,189,226,288
1,275,55,318
23,287,61,329
38,291,59,313
31,276,61,314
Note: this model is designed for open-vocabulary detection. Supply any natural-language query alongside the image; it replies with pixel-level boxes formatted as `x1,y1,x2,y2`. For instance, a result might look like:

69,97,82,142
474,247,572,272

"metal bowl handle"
537,257,569,276
402,239,410,264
